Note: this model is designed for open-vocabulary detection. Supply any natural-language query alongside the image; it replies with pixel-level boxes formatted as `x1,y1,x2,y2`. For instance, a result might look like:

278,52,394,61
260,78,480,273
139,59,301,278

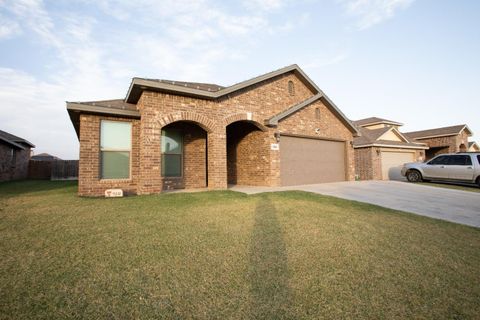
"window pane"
429,156,449,165
162,154,182,177
101,151,130,179
448,155,471,166
101,121,132,149
161,129,182,154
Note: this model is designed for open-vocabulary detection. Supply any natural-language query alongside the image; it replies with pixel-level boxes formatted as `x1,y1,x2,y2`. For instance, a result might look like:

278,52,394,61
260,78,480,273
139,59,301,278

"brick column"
138,110,162,195
207,129,228,189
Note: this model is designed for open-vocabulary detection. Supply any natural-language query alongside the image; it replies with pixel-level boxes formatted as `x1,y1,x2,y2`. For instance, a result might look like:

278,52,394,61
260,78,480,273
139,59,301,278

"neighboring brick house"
67,64,360,196
405,124,473,160
468,141,479,152
0,130,35,182
352,117,428,180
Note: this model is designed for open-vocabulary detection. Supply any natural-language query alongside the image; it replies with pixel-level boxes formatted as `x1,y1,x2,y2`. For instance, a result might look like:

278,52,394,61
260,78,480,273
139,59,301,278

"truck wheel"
406,170,422,183
476,177,480,188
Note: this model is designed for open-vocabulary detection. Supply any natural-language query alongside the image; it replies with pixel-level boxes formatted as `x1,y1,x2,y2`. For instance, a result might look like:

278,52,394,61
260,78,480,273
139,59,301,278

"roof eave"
358,120,404,127
66,102,141,139
0,137,26,150
409,133,460,140
353,143,429,150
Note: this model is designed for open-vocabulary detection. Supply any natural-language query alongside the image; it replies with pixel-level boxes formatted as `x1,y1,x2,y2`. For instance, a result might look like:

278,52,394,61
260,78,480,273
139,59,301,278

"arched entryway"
459,143,467,152
161,121,208,190
226,120,268,186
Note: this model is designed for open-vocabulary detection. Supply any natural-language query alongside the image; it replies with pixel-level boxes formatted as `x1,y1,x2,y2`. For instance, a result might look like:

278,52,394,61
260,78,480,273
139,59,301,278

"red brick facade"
75,71,357,196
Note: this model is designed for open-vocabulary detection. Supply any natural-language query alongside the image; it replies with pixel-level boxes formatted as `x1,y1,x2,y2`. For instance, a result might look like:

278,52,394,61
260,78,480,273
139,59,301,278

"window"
161,129,183,177
288,80,295,96
448,155,472,166
428,155,449,165
315,107,321,119
100,120,131,179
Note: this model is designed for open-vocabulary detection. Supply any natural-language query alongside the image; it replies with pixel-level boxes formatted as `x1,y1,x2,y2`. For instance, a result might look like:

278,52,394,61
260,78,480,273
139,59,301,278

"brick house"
352,117,428,180
404,124,473,160
67,65,359,196
0,130,35,182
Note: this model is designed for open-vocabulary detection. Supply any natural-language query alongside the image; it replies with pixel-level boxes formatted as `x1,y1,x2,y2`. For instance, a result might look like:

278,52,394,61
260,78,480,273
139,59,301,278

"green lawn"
0,180,479,319
415,181,480,193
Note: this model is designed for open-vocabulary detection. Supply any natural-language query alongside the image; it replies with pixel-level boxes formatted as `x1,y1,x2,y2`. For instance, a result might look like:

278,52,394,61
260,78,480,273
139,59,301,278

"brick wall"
355,147,424,180
227,122,270,186
354,147,374,180
78,115,140,196
0,143,30,182
134,72,318,194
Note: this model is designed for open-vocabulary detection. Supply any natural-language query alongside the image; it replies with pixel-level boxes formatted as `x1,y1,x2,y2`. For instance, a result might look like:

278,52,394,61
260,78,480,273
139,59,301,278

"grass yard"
0,181,479,319
415,181,480,193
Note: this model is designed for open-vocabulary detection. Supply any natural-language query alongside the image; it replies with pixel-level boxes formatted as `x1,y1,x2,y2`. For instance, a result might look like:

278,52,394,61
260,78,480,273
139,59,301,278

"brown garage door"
280,135,346,186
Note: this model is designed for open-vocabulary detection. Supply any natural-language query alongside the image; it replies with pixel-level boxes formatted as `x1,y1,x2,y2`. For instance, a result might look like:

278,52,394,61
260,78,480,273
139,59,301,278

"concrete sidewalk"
230,181,480,228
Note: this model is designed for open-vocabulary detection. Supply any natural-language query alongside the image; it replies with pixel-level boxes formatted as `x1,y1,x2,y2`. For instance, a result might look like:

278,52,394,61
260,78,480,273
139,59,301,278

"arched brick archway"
222,112,268,132
158,111,217,133
226,116,270,186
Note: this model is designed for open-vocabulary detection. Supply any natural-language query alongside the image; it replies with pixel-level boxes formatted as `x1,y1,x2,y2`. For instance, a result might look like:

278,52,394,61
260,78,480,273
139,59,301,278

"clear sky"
1,0,479,159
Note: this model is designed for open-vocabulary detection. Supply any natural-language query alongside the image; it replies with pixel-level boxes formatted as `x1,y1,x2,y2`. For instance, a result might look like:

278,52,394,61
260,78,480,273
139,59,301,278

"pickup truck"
401,153,480,187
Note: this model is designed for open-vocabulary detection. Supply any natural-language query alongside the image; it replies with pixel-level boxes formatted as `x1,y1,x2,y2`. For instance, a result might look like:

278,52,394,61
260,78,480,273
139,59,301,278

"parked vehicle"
401,153,480,187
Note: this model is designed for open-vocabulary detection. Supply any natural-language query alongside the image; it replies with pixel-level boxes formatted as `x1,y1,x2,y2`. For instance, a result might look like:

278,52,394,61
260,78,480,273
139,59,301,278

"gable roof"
265,93,359,136
353,117,403,127
126,64,321,103
405,124,472,140
353,126,427,149
0,129,35,149
67,64,359,137
469,141,479,150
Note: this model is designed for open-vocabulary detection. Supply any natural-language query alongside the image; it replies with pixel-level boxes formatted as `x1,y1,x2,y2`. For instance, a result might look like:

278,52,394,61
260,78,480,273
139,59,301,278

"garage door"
381,151,415,180
280,136,346,186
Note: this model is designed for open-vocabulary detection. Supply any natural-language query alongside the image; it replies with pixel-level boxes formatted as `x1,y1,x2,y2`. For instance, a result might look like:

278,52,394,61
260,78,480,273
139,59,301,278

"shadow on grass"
249,195,291,319
0,180,77,197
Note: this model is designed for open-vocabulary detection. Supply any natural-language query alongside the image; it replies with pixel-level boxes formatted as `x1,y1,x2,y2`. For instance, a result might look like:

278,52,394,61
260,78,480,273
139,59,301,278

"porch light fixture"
274,132,281,143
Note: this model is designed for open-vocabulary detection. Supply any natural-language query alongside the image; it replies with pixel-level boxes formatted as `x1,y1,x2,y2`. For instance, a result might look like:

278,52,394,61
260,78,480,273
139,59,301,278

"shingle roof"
353,126,427,149
0,129,35,149
67,64,360,138
353,117,403,127
72,99,137,112
137,79,224,92
353,126,392,145
405,124,471,139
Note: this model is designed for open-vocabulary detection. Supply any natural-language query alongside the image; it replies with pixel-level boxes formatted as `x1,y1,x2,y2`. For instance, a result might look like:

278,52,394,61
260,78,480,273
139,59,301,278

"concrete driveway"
231,181,480,228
